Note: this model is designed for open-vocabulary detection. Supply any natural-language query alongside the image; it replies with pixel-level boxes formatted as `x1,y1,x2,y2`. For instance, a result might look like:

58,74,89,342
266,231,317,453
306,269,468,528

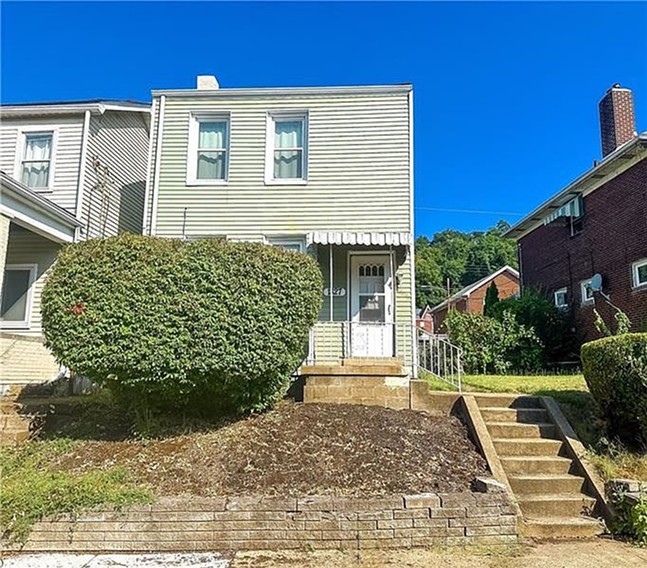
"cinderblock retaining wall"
6,492,518,553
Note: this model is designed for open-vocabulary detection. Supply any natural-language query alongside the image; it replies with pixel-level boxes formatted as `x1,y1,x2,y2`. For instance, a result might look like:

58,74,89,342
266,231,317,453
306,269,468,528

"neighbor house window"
632,259,647,288
267,113,307,182
554,287,568,309
580,279,594,305
266,237,305,253
0,264,37,328
187,114,229,184
20,132,54,188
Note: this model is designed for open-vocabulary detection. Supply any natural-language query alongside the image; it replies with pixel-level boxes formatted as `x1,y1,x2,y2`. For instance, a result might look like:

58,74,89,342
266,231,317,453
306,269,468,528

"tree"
415,220,518,308
483,282,500,317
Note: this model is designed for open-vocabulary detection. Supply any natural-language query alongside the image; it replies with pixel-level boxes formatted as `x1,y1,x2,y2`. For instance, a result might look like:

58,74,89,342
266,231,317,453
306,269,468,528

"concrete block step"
493,438,563,457
480,407,549,424
500,456,574,475
301,365,404,377
509,474,586,495
0,414,32,429
0,429,30,444
517,494,597,517
486,422,558,439
523,516,605,539
473,394,542,409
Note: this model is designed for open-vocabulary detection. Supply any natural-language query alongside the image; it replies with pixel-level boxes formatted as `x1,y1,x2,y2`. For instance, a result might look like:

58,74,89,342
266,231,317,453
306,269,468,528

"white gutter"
142,97,157,236
149,95,166,236
152,84,412,98
74,110,92,240
408,88,418,378
506,133,647,239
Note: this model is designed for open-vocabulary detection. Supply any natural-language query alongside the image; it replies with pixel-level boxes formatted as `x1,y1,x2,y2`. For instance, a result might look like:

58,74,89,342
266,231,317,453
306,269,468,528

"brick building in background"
506,84,647,343
430,266,520,332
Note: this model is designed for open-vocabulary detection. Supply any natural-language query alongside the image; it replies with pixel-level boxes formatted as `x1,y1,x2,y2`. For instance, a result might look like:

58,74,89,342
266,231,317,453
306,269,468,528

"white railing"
417,327,463,391
306,321,463,391
306,321,413,366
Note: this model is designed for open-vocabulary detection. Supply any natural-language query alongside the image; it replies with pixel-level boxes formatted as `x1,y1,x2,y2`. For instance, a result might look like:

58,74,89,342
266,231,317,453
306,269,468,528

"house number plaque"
324,287,346,297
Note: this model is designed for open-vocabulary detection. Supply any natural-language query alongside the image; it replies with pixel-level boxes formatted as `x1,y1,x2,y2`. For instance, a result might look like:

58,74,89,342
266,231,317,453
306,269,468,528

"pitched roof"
0,100,150,116
429,266,519,314
506,133,647,240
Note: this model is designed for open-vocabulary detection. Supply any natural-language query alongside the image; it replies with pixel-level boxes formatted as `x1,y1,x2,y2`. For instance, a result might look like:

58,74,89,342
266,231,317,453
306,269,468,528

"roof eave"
152,84,413,98
0,102,151,117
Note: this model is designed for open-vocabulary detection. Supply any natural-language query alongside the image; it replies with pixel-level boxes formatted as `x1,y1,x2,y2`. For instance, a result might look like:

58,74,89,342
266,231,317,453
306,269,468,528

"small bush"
491,288,578,365
610,490,647,545
446,310,543,374
581,333,647,448
42,234,323,414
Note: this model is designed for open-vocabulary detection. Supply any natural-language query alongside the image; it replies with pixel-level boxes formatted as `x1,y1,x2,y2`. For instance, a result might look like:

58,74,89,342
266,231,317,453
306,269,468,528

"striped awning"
307,231,412,246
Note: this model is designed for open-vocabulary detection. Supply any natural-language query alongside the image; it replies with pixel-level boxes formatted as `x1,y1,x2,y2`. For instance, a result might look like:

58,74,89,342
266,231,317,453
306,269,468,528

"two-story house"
145,77,418,376
506,85,647,342
0,100,150,387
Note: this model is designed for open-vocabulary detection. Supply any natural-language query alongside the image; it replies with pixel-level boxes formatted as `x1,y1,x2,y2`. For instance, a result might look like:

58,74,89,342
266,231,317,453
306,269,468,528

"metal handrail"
416,327,463,392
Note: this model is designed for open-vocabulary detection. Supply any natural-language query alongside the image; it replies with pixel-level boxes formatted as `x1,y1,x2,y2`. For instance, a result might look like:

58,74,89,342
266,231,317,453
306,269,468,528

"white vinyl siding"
0,116,84,212
147,92,411,238
81,110,149,238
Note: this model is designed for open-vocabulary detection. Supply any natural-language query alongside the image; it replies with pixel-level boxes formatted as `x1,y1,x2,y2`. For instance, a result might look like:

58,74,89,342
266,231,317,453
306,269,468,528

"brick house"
430,265,520,332
506,85,647,343
416,305,434,333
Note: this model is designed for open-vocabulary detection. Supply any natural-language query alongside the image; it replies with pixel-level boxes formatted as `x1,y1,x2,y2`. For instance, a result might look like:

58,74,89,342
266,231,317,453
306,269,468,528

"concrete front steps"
0,398,32,445
474,393,604,540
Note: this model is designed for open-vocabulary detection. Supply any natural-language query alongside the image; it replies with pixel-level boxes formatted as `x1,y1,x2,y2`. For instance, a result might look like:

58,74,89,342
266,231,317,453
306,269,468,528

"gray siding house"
0,100,150,386
145,78,417,375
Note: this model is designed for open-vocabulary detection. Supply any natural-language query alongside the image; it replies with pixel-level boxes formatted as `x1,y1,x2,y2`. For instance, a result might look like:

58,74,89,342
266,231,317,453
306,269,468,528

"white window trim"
632,258,647,289
554,287,568,309
266,236,306,253
580,278,594,306
0,263,37,329
186,112,230,186
264,111,308,185
14,127,58,192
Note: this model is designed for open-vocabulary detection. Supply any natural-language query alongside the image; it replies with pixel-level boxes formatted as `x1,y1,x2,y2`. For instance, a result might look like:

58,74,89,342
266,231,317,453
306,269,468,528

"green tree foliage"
483,282,500,317
581,333,647,448
491,288,579,364
445,310,543,374
415,220,518,307
41,234,323,414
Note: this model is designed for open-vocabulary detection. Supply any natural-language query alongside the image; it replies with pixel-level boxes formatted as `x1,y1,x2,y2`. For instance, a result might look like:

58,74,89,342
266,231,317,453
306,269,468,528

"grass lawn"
424,372,647,482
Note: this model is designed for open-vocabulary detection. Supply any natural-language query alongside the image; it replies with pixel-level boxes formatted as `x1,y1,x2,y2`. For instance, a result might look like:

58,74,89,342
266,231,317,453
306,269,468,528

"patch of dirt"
48,402,487,497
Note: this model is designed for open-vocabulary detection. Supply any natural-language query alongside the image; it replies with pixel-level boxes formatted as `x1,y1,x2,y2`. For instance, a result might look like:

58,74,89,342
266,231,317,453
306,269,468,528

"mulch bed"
47,402,487,497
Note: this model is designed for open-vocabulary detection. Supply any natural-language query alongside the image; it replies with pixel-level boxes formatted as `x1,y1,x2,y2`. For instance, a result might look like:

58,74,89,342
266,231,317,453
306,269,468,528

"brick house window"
580,279,594,306
554,287,568,309
632,259,647,288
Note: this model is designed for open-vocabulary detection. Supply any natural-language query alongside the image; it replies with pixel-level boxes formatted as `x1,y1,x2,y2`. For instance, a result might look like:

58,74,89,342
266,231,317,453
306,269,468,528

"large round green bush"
41,234,323,413
581,333,647,448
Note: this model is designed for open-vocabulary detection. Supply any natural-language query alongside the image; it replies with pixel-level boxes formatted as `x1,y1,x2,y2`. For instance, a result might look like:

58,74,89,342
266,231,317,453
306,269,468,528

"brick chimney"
599,84,637,157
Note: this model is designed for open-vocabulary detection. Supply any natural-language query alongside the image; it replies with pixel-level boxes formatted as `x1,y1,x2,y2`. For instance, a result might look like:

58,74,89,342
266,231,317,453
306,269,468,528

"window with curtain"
196,120,228,180
272,116,306,180
21,133,53,188
0,265,36,327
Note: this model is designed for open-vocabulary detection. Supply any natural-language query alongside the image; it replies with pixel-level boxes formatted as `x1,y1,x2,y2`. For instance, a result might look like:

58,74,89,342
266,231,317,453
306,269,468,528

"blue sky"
2,1,646,237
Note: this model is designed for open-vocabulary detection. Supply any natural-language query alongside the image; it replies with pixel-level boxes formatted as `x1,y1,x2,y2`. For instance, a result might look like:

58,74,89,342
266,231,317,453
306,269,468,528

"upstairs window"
0,264,36,328
580,279,594,306
632,259,647,288
267,113,307,182
20,132,54,189
554,287,568,309
187,114,229,184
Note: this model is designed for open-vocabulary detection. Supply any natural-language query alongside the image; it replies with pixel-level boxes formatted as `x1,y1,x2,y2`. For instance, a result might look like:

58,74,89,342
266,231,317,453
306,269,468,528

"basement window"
632,259,647,288
554,287,568,309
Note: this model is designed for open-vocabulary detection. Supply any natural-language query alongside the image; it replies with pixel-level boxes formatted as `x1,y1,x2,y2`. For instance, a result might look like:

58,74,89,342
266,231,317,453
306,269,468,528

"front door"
349,254,394,357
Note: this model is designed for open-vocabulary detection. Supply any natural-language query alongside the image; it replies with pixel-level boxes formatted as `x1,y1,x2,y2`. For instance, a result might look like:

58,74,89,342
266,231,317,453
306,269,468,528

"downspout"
141,98,157,236
74,109,91,241
408,88,418,378
150,95,166,236
329,242,334,321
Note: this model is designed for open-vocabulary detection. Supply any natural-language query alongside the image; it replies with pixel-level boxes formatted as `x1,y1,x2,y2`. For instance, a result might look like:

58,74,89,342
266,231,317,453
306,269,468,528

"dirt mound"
51,402,488,497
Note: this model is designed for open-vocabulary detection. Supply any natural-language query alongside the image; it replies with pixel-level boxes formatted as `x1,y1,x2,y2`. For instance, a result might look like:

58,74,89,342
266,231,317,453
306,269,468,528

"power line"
415,206,525,217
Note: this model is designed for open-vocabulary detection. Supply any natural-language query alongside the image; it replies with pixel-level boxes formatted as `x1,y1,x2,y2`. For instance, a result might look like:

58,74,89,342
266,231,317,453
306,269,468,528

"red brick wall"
518,158,647,343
